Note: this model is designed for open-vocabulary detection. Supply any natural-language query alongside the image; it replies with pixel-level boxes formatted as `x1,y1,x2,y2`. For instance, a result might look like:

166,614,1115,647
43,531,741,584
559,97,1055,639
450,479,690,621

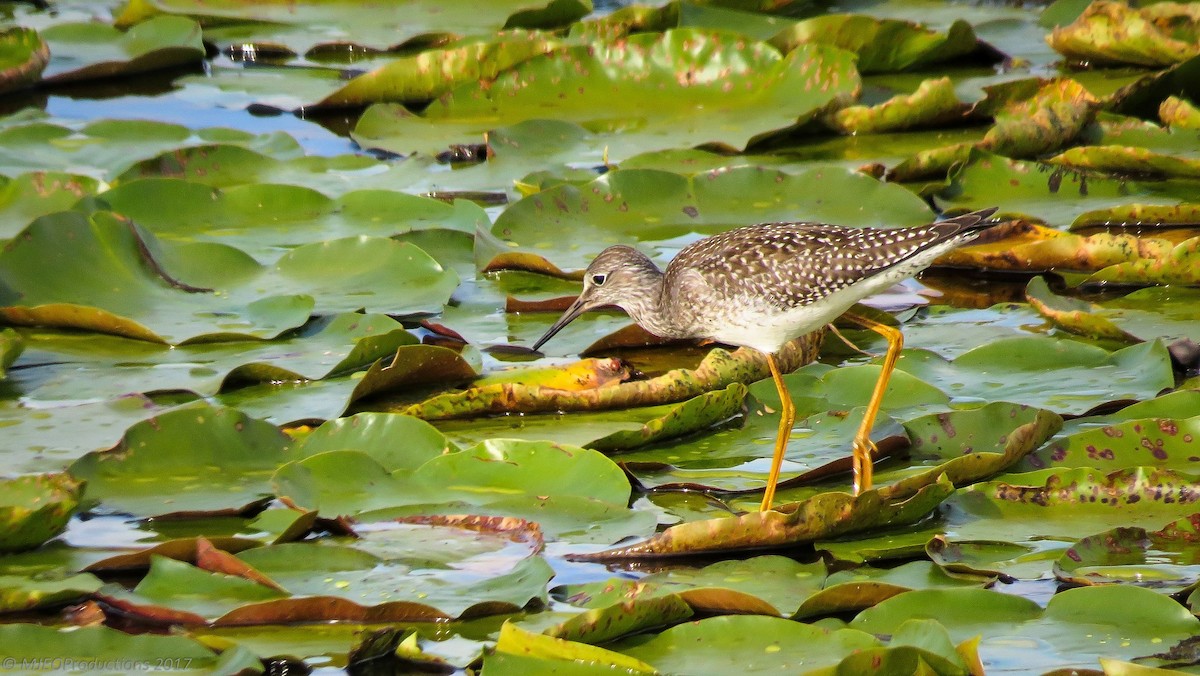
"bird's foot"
850,436,877,495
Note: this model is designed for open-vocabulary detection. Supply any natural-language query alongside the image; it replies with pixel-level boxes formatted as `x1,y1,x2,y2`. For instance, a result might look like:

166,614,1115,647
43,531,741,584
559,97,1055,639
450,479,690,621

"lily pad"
0,172,100,240
354,30,860,161
0,27,48,95
490,165,933,269
0,571,102,613
39,15,204,83
0,211,459,344
68,404,292,517
275,439,653,544
0,119,299,180
826,76,967,134
0,473,82,553
1048,0,1200,67
613,614,882,675
770,16,983,73
96,179,487,260
894,336,1174,415
14,314,416,401
116,0,590,56
1056,514,1200,589
0,624,221,672
1024,276,1141,344
1022,414,1200,472
852,585,1200,672
0,327,20,377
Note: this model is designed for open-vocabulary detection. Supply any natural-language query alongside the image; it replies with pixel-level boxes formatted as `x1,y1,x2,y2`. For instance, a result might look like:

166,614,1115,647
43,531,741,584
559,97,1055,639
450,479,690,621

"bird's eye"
590,273,607,286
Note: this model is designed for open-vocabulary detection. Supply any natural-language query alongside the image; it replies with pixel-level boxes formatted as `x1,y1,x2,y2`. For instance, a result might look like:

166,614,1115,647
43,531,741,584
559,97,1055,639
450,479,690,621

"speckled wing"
668,209,998,310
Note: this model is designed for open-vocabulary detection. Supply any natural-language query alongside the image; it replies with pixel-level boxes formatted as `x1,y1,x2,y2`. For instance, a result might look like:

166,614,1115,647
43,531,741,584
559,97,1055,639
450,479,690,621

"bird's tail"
933,207,1001,238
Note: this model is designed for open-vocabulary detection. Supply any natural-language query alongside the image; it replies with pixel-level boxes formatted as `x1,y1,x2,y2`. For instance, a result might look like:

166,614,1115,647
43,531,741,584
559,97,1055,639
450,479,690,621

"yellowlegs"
532,207,1001,511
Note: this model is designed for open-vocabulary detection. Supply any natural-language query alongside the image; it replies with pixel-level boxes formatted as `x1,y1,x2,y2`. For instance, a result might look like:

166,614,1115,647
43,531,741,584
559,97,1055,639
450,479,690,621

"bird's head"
531,245,662,351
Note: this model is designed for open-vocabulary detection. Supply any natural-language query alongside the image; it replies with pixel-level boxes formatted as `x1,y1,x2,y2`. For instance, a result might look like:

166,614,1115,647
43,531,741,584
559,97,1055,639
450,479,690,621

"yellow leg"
842,312,904,495
760,353,795,512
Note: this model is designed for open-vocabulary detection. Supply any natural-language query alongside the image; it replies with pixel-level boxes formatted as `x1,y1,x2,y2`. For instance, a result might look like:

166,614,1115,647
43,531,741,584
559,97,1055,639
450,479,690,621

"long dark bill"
531,295,594,352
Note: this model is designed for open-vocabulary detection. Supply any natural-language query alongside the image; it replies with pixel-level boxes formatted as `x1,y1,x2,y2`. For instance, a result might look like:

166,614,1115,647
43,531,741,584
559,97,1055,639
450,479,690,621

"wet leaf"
15,314,416,401
545,592,694,645
613,614,881,675
99,179,488,258
492,621,657,674
826,76,967,134
771,16,982,73
1087,235,1200,285
1023,414,1200,472
936,150,1191,227
318,32,562,107
0,473,82,553
0,572,102,613
39,16,204,83
0,27,48,95
355,30,860,161
0,172,100,239
796,561,987,619
1051,145,1200,179
0,327,20,378
1025,276,1141,343
1056,513,1200,589
1160,95,1200,129
0,211,458,343
116,0,589,55
491,165,932,269
852,586,1200,672
979,78,1098,158
68,404,292,517
0,624,220,672
587,383,746,453
1048,0,1200,67
293,412,456,472
895,337,1174,415
0,119,298,180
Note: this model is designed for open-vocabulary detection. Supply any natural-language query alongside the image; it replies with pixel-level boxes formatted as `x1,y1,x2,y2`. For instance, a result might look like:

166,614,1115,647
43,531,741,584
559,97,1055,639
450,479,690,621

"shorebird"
532,207,1000,510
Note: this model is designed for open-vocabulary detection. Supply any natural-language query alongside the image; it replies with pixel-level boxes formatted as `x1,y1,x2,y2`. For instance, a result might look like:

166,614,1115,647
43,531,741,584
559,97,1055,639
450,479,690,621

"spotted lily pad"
826,76,967,134
1048,0,1200,67
1055,513,1200,590
0,27,48,95
354,30,860,161
770,16,983,73
1022,414,1200,472
0,473,83,553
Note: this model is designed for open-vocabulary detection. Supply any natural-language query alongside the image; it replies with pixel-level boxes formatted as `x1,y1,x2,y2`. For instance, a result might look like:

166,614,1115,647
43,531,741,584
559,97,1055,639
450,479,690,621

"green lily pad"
275,439,653,544
0,394,181,476
39,16,204,83
293,411,457,472
613,614,882,675
0,172,100,240
978,78,1098,158
771,16,982,73
14,314,416,401
1056,514,1200,589
317,32,563,107
1086,235,1200,286
492,621,657,675
116,0,590,56
1161,95,1200,129
1024,276,1141,344
0,27,48,95
226,523,553,621
0,571,102,613
0,119,300,180
491,165,933,269
852,585,1200,672
0,327,21,378
895,336,1174,415
1051,145,1200,179
937,149,1191,227
0,473,83,552
0,624,221,672
354,30,859,161
826,76,967,134
797,560,988,619
68,404,292,517
96,179,487,260
0,211,458,344
1048,0,1200,67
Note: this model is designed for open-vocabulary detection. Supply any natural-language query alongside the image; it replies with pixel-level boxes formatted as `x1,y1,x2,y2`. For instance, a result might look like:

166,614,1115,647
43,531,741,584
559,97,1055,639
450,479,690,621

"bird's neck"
618,266,678,338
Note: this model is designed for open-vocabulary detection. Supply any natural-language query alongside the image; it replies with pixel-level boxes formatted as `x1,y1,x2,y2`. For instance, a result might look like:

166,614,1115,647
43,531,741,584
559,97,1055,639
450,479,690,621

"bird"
532,207,1001,511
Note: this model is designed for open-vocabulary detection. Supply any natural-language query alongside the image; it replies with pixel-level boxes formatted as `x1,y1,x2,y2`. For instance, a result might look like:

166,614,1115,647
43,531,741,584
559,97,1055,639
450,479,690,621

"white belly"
702,238,963,354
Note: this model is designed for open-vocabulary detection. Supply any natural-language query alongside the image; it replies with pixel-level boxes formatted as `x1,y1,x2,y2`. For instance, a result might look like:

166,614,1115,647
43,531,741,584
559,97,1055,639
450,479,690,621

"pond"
2,0,1200,674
